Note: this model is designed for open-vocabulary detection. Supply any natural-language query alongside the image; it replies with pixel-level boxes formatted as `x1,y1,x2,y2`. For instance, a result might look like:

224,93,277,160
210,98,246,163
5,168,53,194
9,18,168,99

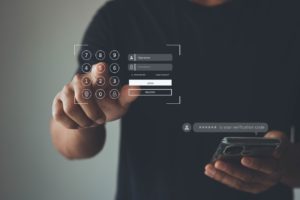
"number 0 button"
95,89,106,100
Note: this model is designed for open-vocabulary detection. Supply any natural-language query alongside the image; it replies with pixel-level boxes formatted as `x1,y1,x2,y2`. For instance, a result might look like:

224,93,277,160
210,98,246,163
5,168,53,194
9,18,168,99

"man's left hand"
204,131,289,194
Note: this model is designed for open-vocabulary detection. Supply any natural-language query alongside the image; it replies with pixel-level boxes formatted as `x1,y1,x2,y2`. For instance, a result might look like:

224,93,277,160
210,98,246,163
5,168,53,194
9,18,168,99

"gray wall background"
0,0,299,200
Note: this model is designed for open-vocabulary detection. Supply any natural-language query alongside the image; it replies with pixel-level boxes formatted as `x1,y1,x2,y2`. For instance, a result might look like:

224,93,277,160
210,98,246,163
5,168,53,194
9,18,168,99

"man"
50,0,300,199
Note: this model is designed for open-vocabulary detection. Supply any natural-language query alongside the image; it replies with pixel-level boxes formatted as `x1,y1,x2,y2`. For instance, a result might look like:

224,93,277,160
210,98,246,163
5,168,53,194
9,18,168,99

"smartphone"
211,137,281,163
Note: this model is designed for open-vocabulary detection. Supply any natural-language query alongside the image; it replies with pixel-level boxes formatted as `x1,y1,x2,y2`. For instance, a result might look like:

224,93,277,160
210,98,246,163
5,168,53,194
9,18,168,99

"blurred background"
0,0,299,200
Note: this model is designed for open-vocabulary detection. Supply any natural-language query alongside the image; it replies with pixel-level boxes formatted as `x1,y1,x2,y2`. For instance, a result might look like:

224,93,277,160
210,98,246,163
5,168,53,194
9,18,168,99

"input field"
128,54,173,62
129,79,172,86
128,63,173,71
193,123,269,133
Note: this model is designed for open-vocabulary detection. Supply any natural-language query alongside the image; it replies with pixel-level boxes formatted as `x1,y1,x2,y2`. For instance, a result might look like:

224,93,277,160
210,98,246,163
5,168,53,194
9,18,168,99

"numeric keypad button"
95,89,106,100
96,76,106,87
109,89,120,99
95,50,106,61
109,50,120,61
109,76,120,87
81,76,91,86
109,63,120,74
82,89,92,100
81,63,91,73
81,50,92,61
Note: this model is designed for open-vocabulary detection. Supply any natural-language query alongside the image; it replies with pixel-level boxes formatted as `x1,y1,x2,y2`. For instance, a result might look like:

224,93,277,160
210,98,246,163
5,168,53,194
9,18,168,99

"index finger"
90,62,111,90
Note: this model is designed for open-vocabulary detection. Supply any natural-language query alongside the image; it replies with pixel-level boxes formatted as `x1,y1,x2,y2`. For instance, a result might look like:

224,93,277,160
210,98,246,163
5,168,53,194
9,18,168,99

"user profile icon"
182,123,192,133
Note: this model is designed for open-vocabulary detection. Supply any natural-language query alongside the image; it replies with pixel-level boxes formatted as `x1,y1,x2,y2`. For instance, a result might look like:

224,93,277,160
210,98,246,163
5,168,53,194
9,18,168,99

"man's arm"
50,119,106,159
50,63,139,160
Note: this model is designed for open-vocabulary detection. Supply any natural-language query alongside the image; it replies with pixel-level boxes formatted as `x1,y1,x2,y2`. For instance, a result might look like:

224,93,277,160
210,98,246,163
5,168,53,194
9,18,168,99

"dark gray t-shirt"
78,0,300,199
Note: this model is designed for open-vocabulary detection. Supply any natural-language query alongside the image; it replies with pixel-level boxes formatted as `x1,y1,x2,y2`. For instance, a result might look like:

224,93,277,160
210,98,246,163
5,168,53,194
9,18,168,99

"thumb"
118,85,140,108
264,130,289,159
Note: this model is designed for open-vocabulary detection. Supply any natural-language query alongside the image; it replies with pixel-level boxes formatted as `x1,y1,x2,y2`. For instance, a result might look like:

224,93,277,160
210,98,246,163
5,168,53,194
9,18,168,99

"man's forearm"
281,143,300,187
50,119,106,159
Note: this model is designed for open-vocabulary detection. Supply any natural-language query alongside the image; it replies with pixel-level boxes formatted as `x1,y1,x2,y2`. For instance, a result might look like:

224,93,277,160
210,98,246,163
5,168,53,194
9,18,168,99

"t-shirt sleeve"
76,1,116,74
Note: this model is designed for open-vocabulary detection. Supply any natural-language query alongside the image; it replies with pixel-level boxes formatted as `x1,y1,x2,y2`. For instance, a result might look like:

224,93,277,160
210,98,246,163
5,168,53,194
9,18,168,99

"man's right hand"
52,62,139,129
